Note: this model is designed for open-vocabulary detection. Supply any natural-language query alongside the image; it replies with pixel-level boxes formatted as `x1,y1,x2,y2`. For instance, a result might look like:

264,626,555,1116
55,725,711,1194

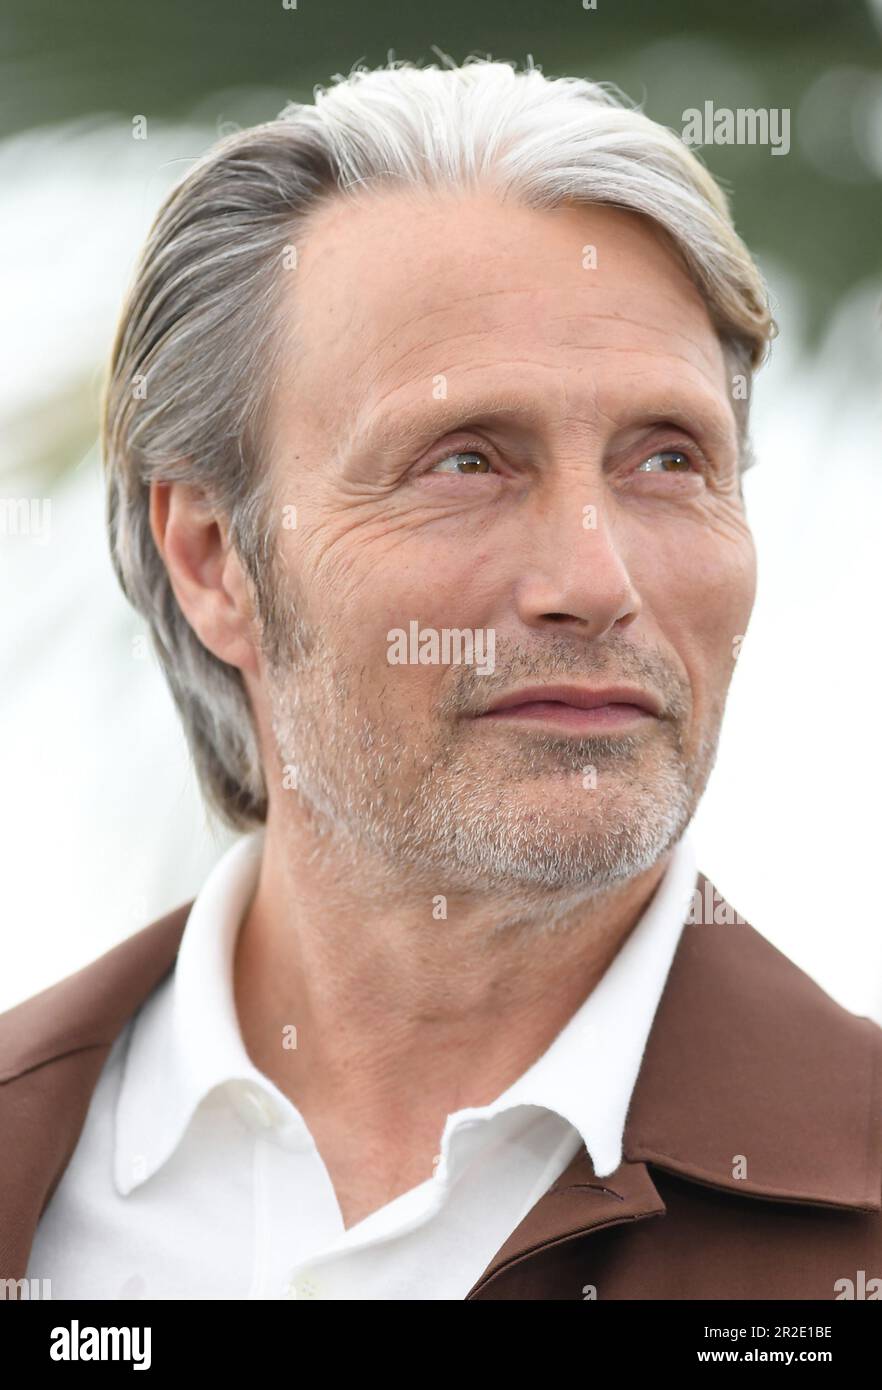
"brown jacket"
1,873,880,1300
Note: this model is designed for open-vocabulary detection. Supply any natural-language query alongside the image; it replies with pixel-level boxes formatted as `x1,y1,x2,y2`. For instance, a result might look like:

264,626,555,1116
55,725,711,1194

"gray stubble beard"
261,603,721,909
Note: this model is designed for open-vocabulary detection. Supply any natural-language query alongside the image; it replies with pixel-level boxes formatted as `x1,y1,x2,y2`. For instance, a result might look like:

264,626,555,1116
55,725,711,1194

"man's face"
251,190,755,897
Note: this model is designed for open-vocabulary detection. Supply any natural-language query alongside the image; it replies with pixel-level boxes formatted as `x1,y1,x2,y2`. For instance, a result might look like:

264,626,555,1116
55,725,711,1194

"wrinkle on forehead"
275,189,733,462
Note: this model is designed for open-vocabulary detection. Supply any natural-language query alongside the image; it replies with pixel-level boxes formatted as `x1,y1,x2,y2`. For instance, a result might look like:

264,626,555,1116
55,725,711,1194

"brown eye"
430,450,493,475
636,449,693,473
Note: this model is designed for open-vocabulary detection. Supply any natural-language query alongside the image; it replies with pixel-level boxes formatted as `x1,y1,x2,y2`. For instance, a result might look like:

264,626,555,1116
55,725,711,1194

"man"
2,59,880,1301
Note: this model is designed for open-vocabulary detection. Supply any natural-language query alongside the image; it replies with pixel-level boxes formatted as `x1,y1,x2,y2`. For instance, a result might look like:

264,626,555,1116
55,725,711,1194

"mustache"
441,633,690,722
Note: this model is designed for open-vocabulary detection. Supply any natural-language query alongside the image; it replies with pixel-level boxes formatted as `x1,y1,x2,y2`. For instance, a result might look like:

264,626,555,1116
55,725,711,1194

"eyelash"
422,438,705,477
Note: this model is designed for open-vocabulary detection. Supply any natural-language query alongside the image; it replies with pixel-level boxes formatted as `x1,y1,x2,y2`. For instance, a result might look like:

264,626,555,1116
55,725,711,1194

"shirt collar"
115,828,695,1195
114,830,267,1195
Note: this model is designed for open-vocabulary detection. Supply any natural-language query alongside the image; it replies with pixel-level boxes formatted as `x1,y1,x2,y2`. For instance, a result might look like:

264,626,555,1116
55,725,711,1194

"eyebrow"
341,388,737,465
611,403,738,451
341,391,539,463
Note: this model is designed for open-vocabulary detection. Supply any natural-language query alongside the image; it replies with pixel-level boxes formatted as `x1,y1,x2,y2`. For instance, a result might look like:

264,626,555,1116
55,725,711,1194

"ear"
149,479,260,677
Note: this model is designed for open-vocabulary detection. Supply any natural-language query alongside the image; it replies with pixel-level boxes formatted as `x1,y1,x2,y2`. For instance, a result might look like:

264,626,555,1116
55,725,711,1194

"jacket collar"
623,903,882,1211
1,871,879,1288
467,885,882,1295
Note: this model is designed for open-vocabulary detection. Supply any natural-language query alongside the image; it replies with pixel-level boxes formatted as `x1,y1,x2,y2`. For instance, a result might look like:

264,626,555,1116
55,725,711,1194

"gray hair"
101,56,775,832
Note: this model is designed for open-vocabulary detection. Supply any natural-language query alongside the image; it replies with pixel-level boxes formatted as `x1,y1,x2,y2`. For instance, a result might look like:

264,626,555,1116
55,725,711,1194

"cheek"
635,523,757,699
313,509,499,622
289,519,498,696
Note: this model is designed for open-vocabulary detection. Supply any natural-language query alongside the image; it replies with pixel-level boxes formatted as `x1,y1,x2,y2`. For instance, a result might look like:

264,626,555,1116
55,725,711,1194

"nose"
511,495,642,641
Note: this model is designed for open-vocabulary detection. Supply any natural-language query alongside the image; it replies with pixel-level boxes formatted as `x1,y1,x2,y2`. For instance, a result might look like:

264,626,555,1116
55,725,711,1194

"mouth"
473,683,661,734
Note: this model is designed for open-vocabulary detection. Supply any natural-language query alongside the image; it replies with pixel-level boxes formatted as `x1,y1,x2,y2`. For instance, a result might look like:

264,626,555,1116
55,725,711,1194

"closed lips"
478,685,662,717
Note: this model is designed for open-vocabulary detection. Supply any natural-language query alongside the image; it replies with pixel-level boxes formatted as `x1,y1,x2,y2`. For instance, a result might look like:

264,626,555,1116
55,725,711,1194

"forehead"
277,187,732,447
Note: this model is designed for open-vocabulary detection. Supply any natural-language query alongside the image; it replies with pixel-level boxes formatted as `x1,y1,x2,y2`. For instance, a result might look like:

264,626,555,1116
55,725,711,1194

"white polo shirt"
28,829,698,1300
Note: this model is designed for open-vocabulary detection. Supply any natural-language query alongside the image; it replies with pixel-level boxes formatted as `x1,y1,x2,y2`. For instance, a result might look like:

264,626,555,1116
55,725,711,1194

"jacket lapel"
0,905,190,1279
622,902,882,1210
465,1144,667,1298
465,875,882,1296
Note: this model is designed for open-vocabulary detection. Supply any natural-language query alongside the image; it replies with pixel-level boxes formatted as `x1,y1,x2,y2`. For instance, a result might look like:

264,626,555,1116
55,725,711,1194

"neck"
233,807,670,1142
